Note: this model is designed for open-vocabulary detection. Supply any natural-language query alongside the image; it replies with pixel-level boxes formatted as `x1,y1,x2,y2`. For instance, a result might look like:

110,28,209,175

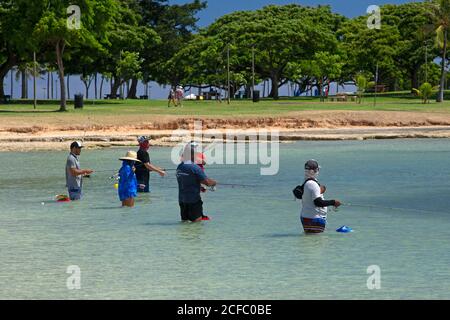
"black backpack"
293,178,320,199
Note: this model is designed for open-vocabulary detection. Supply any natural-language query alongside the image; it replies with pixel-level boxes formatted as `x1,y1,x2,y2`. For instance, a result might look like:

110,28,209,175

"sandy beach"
1,110,450,151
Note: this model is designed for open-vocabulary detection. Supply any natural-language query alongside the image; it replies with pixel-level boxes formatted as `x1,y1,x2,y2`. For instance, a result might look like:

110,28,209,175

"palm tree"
431,0,450,102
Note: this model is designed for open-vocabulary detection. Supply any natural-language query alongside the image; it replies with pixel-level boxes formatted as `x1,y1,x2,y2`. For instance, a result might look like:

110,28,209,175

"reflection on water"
1,140,450,299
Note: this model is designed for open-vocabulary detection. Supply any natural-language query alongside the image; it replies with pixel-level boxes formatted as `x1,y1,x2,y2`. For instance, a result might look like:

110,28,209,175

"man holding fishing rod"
135,136,167,193
297,160,341,234
176,142,217,222
65,141,94,201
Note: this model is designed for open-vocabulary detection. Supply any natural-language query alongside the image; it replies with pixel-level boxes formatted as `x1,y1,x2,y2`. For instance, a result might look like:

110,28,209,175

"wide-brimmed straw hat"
119,151,141,162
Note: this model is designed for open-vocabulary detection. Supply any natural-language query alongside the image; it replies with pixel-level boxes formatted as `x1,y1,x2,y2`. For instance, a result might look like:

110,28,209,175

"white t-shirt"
301,180,327,219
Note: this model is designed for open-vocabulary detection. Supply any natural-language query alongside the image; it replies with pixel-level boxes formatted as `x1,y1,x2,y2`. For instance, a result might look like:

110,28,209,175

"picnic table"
329,93,358,102
204,91,220,100
366,85,387,93
104,94,122,99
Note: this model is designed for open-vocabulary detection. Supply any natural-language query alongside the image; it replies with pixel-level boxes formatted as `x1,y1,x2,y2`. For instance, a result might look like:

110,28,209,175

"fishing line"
83,170,450,214
64,179,450,215
163,166,237,171
342,202,443,215
94,167,237,173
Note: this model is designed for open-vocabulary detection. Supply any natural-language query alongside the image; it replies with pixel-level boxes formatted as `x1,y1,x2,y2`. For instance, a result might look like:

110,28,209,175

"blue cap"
336,226,353,233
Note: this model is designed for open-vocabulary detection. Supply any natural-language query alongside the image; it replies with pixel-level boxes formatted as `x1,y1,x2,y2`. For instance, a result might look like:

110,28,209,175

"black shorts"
136,171,150,193
179,200,203,222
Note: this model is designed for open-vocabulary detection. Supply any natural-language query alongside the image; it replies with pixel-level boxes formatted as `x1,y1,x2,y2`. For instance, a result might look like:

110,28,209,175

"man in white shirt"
300,160,341,234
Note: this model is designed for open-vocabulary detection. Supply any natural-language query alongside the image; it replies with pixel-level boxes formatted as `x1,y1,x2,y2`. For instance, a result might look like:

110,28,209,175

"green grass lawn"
2,96,450,118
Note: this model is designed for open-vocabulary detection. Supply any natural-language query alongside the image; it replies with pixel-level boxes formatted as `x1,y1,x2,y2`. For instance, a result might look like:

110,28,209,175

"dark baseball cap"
70,141,84,149
138,136,149,143
305,159,320,170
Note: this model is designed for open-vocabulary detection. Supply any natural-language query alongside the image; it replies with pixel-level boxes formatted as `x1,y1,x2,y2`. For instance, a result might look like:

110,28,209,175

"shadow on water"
176,221,207,241
90,206,124,210
263,233,301,238
143,221,181,227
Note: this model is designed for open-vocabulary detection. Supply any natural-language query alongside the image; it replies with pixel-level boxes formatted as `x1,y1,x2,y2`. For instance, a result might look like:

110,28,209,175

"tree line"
0,0,206,110
1,0,450,110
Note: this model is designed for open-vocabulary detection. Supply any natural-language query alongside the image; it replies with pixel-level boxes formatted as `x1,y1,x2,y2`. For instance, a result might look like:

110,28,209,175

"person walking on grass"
118,151,141,207
176,142,217,222
65,141,94,201
300,159,341,234
168,88,177,107
175,86,184,107
135,136,166,193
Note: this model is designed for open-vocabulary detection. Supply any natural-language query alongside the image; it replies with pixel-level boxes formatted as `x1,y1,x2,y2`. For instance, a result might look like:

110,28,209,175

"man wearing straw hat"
118,151,141,207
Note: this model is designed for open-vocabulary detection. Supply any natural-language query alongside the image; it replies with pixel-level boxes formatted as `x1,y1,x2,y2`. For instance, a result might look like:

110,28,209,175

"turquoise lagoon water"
1,139,450,299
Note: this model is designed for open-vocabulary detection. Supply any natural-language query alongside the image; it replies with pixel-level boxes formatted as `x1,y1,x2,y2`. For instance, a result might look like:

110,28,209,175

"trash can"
74,94,84,109
252,90,260,102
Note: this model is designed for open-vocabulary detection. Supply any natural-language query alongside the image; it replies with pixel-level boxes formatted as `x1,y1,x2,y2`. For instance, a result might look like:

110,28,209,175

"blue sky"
170,0,413,27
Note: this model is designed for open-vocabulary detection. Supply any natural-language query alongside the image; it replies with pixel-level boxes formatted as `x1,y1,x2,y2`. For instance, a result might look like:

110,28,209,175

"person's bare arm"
70,168,94,177
201,178,217,187
144,163,166,176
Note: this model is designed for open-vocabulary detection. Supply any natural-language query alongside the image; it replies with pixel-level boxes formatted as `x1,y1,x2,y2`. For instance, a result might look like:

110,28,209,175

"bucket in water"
336,226,353,233
55,195,70,202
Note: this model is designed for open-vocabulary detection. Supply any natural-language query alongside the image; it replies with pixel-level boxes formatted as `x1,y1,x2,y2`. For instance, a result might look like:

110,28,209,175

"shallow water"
1,139,450,299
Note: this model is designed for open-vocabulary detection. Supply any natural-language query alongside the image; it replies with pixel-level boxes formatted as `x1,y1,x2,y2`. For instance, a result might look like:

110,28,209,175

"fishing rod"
218,183,259,188
163,166,235,171
93,168,214,174
92,169,118,173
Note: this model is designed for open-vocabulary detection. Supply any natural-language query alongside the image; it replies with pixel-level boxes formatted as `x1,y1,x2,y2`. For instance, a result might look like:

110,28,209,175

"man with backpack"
294,160,341,234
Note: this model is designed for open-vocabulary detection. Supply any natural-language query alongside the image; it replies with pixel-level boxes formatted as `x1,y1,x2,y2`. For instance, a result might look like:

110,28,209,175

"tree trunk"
50,72,53,99
94,73,98,100
269,73,279,100
0,54,16,99
67,74,70,100
120,82,125,99
10,67,13,97
110,77,121,99
128,78,138,99
55,40,67,111
262,80,266,98
99,75,104,99
244,85,251,99
319,79,324,102
21,70,28,99
437,29,448,102
83,81,89,99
